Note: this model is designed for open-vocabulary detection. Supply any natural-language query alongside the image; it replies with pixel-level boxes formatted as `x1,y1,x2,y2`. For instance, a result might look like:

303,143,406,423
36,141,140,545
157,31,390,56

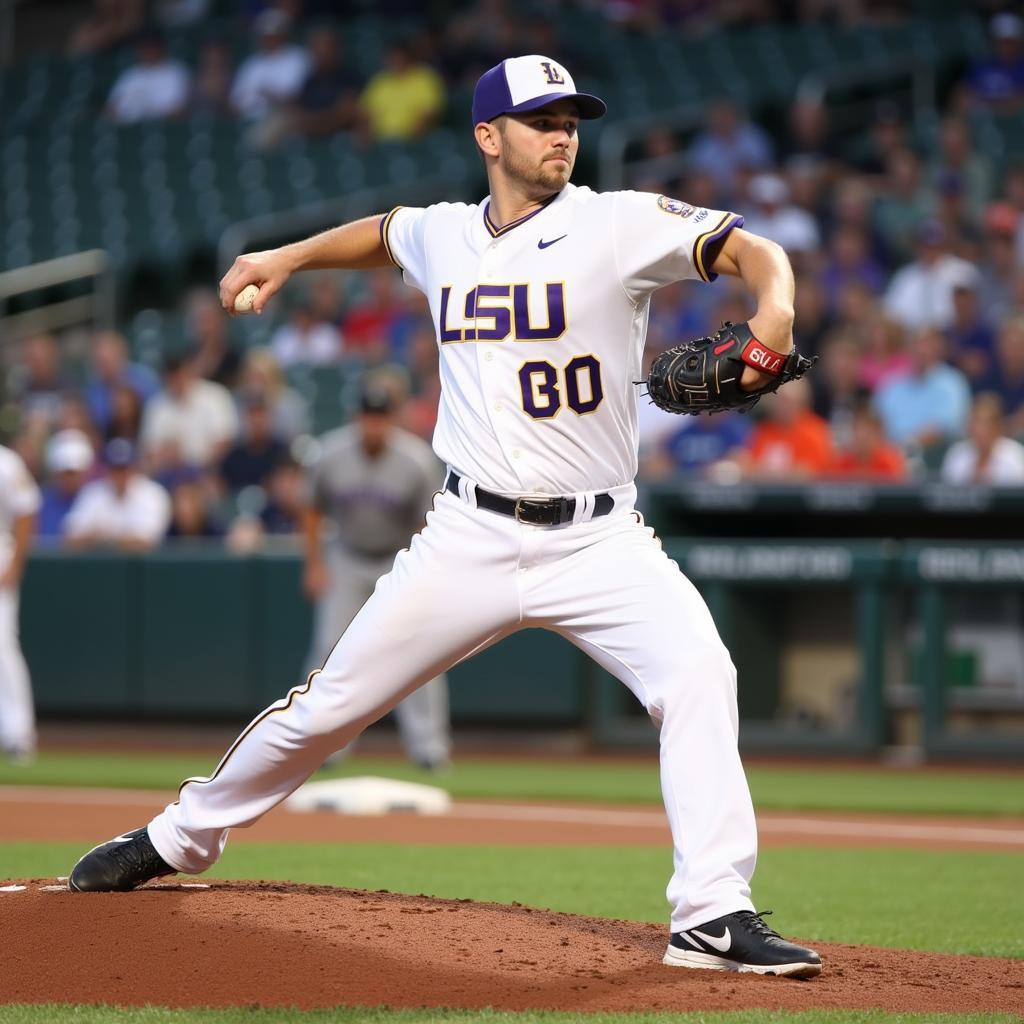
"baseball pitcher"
70,56,820,977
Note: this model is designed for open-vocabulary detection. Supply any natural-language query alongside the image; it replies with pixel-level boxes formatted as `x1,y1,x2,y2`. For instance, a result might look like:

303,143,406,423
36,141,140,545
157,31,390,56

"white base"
285,776,452,816
663,944,822,977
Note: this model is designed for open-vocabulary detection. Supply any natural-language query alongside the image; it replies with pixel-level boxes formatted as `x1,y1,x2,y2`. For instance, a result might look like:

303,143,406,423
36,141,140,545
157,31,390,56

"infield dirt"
4,880,1023,1014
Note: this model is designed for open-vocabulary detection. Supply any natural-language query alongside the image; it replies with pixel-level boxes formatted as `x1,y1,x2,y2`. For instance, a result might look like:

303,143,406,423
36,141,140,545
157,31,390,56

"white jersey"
382,184,741,496
0,445,41,577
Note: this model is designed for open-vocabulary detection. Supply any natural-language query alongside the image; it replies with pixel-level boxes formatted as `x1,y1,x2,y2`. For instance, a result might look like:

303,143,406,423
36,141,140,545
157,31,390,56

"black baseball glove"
644,321,817,416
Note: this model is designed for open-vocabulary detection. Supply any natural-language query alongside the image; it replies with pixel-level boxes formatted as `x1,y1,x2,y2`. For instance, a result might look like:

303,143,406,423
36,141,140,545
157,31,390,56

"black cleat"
68,827,176,892
664,910,822,977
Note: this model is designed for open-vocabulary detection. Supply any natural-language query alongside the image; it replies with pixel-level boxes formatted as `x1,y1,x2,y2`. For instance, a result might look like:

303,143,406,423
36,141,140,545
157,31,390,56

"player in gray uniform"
303,381,450,770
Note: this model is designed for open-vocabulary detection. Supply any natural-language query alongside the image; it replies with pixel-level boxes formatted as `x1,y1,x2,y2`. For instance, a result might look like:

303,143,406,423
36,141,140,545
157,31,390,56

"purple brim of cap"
472,63,606,125
503,92,606,120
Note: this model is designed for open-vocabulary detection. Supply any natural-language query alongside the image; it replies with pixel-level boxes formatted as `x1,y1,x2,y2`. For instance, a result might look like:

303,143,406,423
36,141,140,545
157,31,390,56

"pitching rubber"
662,944,823,978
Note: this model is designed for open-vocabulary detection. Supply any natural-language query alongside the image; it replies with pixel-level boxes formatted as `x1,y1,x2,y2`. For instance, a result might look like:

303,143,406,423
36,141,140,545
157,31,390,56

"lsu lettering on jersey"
382,185,742,496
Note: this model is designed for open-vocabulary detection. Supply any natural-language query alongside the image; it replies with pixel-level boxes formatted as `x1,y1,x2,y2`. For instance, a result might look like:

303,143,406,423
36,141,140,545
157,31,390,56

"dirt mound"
4,880,1022,1013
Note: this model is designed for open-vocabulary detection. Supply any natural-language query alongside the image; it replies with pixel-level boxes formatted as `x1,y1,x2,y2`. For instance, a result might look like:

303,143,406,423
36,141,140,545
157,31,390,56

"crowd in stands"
5,4,1024,550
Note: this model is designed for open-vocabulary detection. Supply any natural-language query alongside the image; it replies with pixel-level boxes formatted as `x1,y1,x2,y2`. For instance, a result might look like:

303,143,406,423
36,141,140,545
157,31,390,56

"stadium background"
1,1,1023,1021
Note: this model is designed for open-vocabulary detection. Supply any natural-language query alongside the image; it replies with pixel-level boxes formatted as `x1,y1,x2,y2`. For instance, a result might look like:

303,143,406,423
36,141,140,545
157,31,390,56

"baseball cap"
360,382,395,415
104,437,136,468
472,55,606,126
46,429,94,474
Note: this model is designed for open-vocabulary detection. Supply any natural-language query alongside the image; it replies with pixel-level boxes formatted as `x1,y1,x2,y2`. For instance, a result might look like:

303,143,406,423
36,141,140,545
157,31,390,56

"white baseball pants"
148,483,758,931
307,545,450,768
0,585,36,756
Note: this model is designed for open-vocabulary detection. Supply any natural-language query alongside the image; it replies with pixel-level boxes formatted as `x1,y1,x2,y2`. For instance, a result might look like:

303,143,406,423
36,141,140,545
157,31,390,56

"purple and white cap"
472,55,606,126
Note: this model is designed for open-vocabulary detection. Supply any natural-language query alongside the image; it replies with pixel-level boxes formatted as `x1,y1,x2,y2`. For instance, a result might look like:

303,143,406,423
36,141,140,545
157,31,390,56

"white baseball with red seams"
146,178,761,934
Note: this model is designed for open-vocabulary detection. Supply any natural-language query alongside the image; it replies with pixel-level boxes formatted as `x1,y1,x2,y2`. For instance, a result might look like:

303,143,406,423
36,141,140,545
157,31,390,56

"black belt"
446,471,614,526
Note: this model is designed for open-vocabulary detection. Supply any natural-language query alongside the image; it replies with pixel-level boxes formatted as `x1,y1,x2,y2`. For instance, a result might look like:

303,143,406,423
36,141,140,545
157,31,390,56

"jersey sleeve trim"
693,212,743,283
380,206,404,269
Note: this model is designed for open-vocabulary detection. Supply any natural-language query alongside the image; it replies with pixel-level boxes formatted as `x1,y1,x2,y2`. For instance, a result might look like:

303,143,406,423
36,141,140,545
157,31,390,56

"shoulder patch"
657,195,695,218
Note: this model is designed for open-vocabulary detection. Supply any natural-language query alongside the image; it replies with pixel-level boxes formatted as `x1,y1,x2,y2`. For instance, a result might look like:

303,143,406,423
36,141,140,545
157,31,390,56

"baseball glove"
644,321,817,416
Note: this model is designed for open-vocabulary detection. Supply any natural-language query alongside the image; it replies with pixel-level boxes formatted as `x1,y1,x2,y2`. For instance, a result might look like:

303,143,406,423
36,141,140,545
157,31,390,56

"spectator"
219,391,288,493
828,403,906,481
288,26,362,139
11,333,70,432
37,430,95,541
819,225,886,313
359,42,445,142
858,311,910,391
662,413,751,479
64,439,171,551
741,173,820,263
812,333,867,450
140,352,239,475
792,276,833,360
341,268,406,360
105,31,190,123
629,129,689,193
237,348,309,441
873,148,937,265
948,279,997,384
976,202,1021,322
84,331,159,435
927,117,993,225
403,321,442,441
192,40,233,115
883,221,979,332
260,455,305,535
105,383,145,444
976,316,1024,437
850,99,908,177
734,378,834,480
687,97,772,201
166,477,225,539
874,327,971,450
230,8,310,120
941,393,1024,485
187,289,242,389
962,13,1024,112
270,301,343,368
67,0,143,55
781,95,839,167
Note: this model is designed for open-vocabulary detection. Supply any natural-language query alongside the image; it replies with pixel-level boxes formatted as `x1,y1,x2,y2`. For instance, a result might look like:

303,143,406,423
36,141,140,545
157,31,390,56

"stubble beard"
502,142,572,197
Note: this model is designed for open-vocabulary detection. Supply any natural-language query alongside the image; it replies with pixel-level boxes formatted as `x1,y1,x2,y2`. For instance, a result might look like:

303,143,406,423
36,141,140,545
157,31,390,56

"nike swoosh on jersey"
538,235,567,249
691,927,732,952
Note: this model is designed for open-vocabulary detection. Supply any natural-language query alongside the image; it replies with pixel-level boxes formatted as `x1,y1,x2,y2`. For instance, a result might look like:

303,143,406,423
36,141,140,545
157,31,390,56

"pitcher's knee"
281,669,385,740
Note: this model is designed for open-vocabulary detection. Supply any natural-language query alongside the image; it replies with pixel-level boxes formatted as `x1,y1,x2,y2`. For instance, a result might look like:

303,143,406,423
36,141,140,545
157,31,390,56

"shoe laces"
737,909,782,939
108,834,163,875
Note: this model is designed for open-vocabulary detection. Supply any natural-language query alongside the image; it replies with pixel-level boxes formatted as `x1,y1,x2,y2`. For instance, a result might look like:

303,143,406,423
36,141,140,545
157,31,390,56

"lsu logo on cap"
540,61,566,85
657,195,695,218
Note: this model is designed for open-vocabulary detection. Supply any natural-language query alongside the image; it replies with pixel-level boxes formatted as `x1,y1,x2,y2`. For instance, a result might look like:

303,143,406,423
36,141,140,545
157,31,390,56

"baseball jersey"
308,425,443,558
0,445,41,577
381,184,742,496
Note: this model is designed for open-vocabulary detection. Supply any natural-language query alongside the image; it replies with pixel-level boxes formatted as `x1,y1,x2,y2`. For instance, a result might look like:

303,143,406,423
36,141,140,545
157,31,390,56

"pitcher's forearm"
284,215,392,272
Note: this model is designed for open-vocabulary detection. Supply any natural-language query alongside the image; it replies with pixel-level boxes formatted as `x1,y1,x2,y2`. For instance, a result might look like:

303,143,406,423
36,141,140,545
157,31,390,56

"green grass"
0,1011,1020,1024
2,752,1023,817
3,842,1021,959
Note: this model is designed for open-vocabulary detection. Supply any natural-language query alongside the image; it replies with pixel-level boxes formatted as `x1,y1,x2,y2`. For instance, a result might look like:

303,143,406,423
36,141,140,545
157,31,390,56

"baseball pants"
0,585,36,755
148,483,758,931
308,545,450,768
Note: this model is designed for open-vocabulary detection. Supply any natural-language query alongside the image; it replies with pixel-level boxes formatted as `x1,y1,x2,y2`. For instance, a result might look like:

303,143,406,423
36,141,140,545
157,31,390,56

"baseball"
233,283,261,313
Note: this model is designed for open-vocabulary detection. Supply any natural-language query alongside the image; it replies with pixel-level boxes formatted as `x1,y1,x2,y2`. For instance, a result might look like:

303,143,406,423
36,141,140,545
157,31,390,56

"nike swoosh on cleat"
538,235,567,249
692,927,732,952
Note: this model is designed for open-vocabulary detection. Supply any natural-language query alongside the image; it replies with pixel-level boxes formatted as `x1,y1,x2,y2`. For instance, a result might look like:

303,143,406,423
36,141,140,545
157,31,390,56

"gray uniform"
306,424,450,767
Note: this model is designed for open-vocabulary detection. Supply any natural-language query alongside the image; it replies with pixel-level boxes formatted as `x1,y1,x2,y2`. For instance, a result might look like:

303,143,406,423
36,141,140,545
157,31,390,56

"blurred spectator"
105,383,145,444
851,100,909,177
819,226,885,312
359,42,445,142
187,289,242,388
873,148,936,264
828,403,907,481
948,279,997,384
37,430,95,540
831,177,890,267
1001,163,1024,264
882,221,978,331
629,129,689,192
927,118,993,225
661,413,751,479
260,456,305,534
961,13,1024,112
230,8,310,120
192,40,234,115
741,174,820,262
733,379,833,480
812,333,867,449
792,276,833,359
64,439,171,551
105,31,190,123
270,301,343,368
238,348,309,441
219,391,288,492
874,327,971,449
858,311,911,391
402,320,442,441
975,316,1024,437
140,352,239,475
67,0,143,55
687,98,772,200
342,268,406,360
166,477,225,539
307,272,345,325
11,333,70,431
84,331,159,435
976,202,1021,322
941,393,1024,485
782,96,839,167
287,26,362,139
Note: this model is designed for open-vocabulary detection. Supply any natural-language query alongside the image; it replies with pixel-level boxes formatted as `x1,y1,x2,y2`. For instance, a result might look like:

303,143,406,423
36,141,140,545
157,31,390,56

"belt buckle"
514,497,568,526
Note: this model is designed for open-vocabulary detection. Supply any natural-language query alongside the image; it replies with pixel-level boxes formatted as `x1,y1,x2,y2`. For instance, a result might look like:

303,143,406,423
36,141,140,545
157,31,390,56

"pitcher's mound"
3,880,1022,1013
